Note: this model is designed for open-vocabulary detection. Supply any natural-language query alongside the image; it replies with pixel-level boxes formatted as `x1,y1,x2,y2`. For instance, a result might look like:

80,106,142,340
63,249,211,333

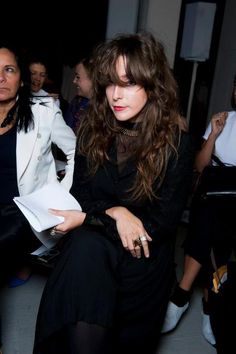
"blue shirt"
64,95,89,133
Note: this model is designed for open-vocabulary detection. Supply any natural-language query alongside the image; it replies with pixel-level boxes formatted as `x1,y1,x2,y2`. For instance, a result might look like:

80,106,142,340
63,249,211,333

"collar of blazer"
16,106,39,181
16,97,56,182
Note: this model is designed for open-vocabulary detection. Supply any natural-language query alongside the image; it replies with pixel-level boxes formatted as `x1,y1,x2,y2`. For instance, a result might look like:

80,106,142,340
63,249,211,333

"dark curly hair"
77,32,182,201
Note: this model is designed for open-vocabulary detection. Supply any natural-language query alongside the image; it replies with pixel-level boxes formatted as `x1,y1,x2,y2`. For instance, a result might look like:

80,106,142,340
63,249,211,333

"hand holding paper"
13,183,82,232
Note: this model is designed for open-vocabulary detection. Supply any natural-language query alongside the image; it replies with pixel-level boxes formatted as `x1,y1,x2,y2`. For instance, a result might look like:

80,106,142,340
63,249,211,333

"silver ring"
50,228,57,236
139,235,147,242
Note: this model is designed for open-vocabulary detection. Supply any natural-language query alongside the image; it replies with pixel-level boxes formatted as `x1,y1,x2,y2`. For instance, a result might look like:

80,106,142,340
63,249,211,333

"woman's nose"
112,85,123,100
0,70,6,82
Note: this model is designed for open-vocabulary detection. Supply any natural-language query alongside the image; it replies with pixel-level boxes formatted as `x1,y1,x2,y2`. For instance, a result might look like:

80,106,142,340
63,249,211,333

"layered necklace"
116,120,140,137
117,126,139,137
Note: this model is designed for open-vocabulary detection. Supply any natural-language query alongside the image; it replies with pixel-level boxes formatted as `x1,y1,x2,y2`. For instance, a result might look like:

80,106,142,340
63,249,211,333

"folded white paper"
13,183,82,232
31,244,49,256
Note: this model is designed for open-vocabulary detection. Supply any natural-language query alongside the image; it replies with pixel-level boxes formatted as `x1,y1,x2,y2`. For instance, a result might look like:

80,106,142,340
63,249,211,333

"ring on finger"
133,237,142,248
50,227,57,236
139,235,147,242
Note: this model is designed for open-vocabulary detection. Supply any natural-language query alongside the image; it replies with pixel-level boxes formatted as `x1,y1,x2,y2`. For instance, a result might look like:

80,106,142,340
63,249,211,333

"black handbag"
195,155,236,200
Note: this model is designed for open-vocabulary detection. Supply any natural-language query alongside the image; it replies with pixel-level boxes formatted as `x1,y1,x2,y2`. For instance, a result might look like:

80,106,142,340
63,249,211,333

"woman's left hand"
106,206,152,258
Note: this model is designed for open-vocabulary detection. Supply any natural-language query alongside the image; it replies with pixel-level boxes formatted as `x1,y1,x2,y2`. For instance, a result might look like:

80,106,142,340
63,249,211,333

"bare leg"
179,255,202,291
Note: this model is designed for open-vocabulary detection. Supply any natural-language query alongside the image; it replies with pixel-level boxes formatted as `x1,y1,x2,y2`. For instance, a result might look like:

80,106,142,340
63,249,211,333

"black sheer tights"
35,322,159,354
35,322,110,354
68,321,110,354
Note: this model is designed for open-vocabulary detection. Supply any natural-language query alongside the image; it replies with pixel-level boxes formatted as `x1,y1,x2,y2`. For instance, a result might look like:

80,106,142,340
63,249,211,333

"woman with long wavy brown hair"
34,32,193,354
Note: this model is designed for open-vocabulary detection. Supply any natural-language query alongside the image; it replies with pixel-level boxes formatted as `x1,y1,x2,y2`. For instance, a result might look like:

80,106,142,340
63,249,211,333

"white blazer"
16,97,76,196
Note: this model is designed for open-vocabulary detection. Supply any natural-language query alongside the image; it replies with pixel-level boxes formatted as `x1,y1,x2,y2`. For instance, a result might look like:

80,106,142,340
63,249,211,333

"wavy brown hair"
77,32,181,201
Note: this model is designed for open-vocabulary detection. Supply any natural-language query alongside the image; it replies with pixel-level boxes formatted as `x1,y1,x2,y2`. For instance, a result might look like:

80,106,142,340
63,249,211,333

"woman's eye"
6,67,16,73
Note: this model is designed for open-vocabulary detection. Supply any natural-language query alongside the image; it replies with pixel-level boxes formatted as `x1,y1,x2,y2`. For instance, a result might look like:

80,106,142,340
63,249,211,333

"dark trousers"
184,197,235,268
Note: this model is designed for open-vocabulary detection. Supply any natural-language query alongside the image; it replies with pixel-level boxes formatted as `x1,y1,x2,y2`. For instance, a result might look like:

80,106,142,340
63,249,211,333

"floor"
0,225,217,354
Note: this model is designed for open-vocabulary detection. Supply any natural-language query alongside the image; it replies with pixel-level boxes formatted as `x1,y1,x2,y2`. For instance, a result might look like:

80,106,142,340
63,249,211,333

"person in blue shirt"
64,57,93,133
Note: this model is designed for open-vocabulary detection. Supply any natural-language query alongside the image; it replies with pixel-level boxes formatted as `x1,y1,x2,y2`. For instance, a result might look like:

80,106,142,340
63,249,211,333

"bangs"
97,39,152,89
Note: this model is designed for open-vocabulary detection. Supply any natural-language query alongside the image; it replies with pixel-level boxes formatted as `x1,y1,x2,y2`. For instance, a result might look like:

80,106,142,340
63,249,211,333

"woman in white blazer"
17,96,75,195
0,43,76,276
0,41,76,351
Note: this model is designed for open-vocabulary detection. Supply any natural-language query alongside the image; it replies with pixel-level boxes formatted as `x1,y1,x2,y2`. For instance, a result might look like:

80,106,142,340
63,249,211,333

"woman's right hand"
211,111,228,137
195,111,228,172
49,209,86,235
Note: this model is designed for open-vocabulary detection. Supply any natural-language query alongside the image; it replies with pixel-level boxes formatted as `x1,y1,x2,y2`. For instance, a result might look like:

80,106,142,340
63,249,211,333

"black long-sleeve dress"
33,130,193,354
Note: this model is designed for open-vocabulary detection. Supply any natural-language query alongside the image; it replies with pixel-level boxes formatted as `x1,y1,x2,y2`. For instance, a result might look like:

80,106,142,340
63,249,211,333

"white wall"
144,0,182,68
106,0,182,68
106,0,140,39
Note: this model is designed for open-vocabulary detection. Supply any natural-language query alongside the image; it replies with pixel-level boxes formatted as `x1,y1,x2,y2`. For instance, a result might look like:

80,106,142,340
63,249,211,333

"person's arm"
48,150,113,234
67,151,121,238
51,134,193,252
56,131,192,243
70,152,151,256
50,102,76,190
48,150,118,237
195,112,228,173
